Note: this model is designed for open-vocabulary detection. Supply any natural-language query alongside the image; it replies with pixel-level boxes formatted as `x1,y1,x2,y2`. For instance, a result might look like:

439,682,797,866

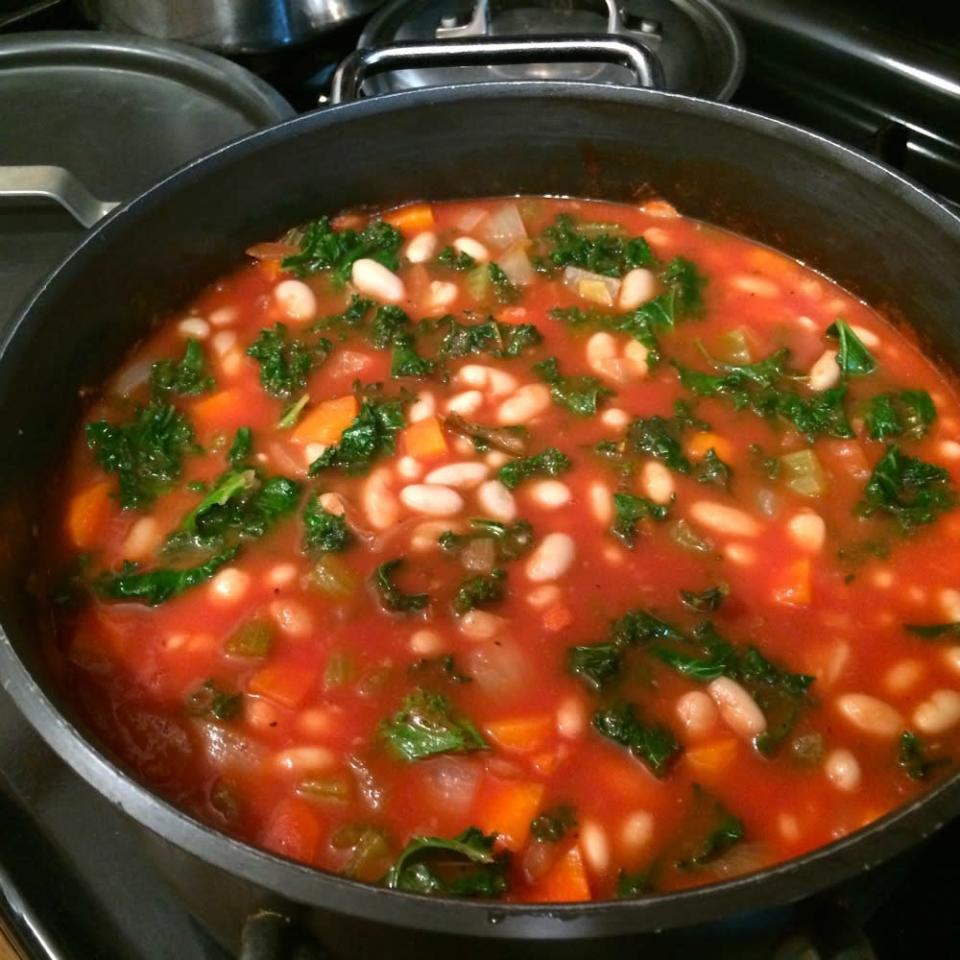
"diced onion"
454,207,489,232
781,449,827,497
467,642,529,699
421,757,482,813
480,203,528,249
461,537,496,573
197,722,262,772
496,244,536,286
563,266,621,306
112,357,154,397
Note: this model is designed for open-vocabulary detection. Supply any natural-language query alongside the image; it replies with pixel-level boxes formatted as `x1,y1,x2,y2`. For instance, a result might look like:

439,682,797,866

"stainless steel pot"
77,0,387,54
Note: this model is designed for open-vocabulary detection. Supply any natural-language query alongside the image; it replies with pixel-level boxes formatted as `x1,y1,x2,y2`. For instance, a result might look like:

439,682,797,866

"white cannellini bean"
274,279,317,321
409,629,444,656
708,676,767,739
476,479,517,521
526,533,576,582
270,599,313,638
405,230,437,264
913,689,960,734
601,407,630,429
617,267,657,311
363,467,399,530
453,236,489,263
725,543,757,566
351,257,406,303
425,461,489,489
456,364,518,397
586,331,617,372
400,483,464,517
266,563,298,588
485,450,509,468
939,440,960,461
122,517,161,560
556,695,587,738
588,481,613,525
689,500,761,538
178,316,209,338
787,511,826,552
675,690,719,740
457,609,504,640
527,584,561,609
779,813,801,844
446,389,484,416
850,324,880,348
410,520,453,552
940,588,960,622
211,330,237,357
824,749,861,792
808,349,841,392
298,707,337,738
730,274,780,298
396,455,422,480
579,820,610,875
427,280,458,311
944,646,960,676
210,567,250,603
620,811,655,854
884,659,924,695
246,698,280,731
527,480,572,508
209,306,237,327
304,442,326,465
834,693,903,738
623,339,650,374
408,390,436,424
318,492,345,515
274,746,335,774
641,460,675,505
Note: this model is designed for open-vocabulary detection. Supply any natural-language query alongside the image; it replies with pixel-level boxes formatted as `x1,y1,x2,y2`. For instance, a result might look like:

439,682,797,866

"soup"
50,196,960,901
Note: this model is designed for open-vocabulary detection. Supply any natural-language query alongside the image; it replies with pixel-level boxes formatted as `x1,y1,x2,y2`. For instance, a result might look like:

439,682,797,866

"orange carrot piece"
66,479,113,549
484,715,554,754
774,558,812,607
747,247,795,276
262,798,321,862
291,394,358,445
684,738,739,778
401,416,448,460
529,845,591,902
477,779,545,851
384,203,435,235
542,603,574,633
191,388,243,432
248,660,318,709
687,431,735,463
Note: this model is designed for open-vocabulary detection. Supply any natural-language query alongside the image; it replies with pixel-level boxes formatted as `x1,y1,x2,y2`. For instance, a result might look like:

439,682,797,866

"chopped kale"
370,305,410,350
614,402,707,473
538,213,654,277
611,492,670,548
150,338,213,397
453,569,506,615
676,786,744,870
748,443,781,479
437,246,477,271
439,519,535,562
616,869,653,898
550,304,662,366
904,621,960,640
444,413,528,456
436,316,542,360
96,547,239,606
303,494,352,554
898,730,947,780
827,319,877,376
277,393,309,429
372,558,429,614
309,390,408,475
592,702,680,777
857,445,955,531
86,400,196,510
679,584,728,612
383,827,507,897
380,689,486,761
409,654,472,685
633,256,706,329
533,355,613,416
695,448,732,489
864,390,936,441
186,679,242,721
227,426,252,466
391,333,436,379
497,447,572,490
568,642,621,690
530,806,578,842
282,216,402,285
247,323,329,399
488,263,521,304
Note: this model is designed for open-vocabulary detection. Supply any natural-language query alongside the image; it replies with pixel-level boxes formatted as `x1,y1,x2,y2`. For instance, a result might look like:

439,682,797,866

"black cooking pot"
1,74,960,959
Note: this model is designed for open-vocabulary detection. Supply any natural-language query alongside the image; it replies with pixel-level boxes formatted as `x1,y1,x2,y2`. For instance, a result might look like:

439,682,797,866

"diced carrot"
384,203,435,235
260,258,283,281
477,778,544,851
262,797,321,862
191,388,244,432
748,247,795,276
528,845,591,903
401,416,448,460
291,394,358,445
66,479,113,549
249,660,318,709
499,306,528,325
530,751,560,776
774,558,812,607
485,715,554,754
687,431,735,463
542,603,574,633
684,738,739,778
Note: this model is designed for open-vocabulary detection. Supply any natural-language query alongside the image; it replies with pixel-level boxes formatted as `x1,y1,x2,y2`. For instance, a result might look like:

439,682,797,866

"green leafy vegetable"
453,569,506,615
679,585,728,612
538,213,654,277
857,445,955,531
592,702,680,777
616,869,653,898
606,402,707,473
313,294,376,339
277,393,310,429
86,400,196,510
390,333,436,379
247,323,330,399
437,246,476,271
497,447,572,490
695,449,732,489
898,730,947,780
533,356,613,416
488,263,521,304
437,316,542,360
282,216,402,285
633,256,706,329
96,547,239,606
227,426,252,466
676,786,744,870
380,689,486,761
568,642,621,690
905,621,960,640
550,304,661,366
150,339,213,397
530,806,577,842
410,654,472,685
827,319,877,376
444,413,528,456
611,492,670,548
439,519,535,562
383,827,507,897
303,494,352,554
864,390,936,441
372,558,429,614
185,679,242,721
369,305,410,350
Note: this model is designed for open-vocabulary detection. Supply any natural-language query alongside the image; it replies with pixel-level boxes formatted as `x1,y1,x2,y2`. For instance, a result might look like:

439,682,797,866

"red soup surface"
49,196,960,901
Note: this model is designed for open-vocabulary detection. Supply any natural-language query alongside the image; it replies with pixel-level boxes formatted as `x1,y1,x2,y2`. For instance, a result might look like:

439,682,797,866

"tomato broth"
50,196,960,901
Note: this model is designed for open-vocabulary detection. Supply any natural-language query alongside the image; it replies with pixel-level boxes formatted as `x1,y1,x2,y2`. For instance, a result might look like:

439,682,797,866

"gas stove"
1,2,958,958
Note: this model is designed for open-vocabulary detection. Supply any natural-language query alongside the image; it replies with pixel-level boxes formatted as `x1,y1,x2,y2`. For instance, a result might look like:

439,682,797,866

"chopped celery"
225,620,272,658
324,650,357,690
714,328,752,364
331,824,391,881
781,449,827,497
466,265,490,301
298,773,352,803
308,554,360,599
670,519,714,553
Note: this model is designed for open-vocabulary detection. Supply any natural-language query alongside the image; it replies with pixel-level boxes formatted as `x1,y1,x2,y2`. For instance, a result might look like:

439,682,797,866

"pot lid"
359,0,744,100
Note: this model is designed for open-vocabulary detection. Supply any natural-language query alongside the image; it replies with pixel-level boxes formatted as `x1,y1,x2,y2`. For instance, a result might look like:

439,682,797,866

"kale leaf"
436,246,476,271
391,333,436,379
247,323,330,399
309,390,408,475
282,216,402,286
440,519,535,562
898,730,947,780
150,339,213,397
453,569,506,615
185,679,242,721
826,319,877,376
497,447,572,489
96,547,239,606
488,263,521,304
695,448,732,489
857,445,955,531
372,558,429,614
592,702,680,777
437,316,542,360
530,805,578,842
679,584,728,612
550,304,661,366
611,492,670,548
444,413,528,456
380,689,486,761
568,642,621,690
904,621,960,640
633,256,706,329
533,356,613,416
864,390,936,441
539,213,654,277
303,494,352,553
676,786,745,870
227,426,252,466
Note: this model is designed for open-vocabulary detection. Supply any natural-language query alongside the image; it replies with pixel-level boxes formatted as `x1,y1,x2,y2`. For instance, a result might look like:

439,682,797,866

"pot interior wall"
0,84,958,939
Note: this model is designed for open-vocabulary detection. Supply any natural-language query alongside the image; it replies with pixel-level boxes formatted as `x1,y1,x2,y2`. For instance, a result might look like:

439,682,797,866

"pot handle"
0,165,120,228
329,35,664,104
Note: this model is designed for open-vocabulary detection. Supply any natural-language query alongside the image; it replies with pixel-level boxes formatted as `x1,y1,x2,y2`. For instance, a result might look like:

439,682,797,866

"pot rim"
2,80,959,939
